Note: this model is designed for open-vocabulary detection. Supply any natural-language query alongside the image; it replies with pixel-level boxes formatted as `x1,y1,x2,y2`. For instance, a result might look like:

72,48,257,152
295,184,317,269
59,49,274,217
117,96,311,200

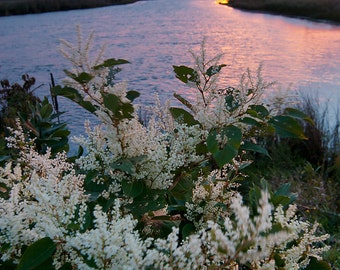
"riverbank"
221,0,340,23
0,0,139,16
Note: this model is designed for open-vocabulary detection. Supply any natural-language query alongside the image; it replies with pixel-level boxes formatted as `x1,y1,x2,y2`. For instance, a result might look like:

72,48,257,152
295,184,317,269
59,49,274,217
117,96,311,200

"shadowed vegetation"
224,0,340,23
0,0,139,16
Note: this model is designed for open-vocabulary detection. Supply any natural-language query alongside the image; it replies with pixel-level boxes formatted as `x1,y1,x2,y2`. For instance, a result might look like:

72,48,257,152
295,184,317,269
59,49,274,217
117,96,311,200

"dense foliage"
0,0,139,17
0,30,335,269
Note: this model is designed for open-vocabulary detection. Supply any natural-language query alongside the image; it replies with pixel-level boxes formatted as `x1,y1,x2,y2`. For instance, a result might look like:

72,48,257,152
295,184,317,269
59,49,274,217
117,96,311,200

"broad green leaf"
241,141,270,157
173,93,194,110
167,204,186,214
240,116,260,126
181,222,196,239
126,90,140,102
248,184,263,214
284,107,314,125
214,145,239,168
93,58,130,70
74,72,94,84
225,94,240,112
111,159,135,174
271,195,291,207
102,93,120,115
247,105,270,119
0,155,10,163
40,123,68,137
206,64,227,77
59,262,73,270
121,180,144,198
121,102,134,119
207,126,242,168
274,253,285,268
63,69,77,80
169,107,199,126
126,188,166,217
221,125,242,148
40,103,53,119
50,128,71,138
17,237,56,270
305,257,331,270
51,85,96,113
269,115,307,139
173,65,200,84
272,183,297,207
170,173,194,201
207,129,219,153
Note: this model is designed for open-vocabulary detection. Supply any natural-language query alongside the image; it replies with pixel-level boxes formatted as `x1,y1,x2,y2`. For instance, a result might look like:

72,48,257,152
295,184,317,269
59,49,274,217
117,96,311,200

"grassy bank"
0,0,139,16
223,0,340,23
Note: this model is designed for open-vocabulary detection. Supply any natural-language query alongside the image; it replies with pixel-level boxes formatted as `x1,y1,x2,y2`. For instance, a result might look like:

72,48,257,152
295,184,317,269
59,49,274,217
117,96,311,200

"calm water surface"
0,0,339,138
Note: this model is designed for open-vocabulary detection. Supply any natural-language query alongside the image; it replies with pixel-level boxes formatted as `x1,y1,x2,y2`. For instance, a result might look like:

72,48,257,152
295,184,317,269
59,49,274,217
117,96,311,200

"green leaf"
247,105,270,119
207,126,242,168
102,93,120,114
173,93,194,111
225,93,240,112
214,144,238,168
181,222,196,239
170,173,194,201
305,257,331,270
272,183,297,207
93,58,130,70
74,72,94,84
101,92,134,120
126,90,140,102
59,262,73,270
274,253,285,268
51,85,96,113
173,65,199,84
111,159,135,174
0,155,10,163
283,107,314,125
269,115,307,139
126,188,166,217
169,107,199,126
40,123,68,137
17,237,56,270
206,129,219,153
40,103,53,119
240,116,260,126
206,64,227,77
121,180,144,198
241,141,270,157
63,69,77,80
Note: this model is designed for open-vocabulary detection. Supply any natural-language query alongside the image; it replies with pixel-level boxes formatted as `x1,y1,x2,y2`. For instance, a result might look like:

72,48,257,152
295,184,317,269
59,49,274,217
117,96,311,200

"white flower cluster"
175,40,274,132
185,167,239,229
65,201,152,270
0,125,88,266
0,131,330,269
150,191,329,270
74,115,206,191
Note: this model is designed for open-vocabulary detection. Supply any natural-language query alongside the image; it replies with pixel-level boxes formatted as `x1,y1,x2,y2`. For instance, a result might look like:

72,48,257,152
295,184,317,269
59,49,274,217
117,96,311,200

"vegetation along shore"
0,0,139,16
221,0,340,23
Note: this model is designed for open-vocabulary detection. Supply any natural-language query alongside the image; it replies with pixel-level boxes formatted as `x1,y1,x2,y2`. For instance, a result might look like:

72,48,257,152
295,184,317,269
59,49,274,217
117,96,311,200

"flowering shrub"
0,29,331,269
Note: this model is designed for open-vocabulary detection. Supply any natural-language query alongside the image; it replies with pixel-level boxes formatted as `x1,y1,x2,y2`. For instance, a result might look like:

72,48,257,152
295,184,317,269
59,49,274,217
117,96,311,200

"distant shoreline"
221,0,340,24
0,0,139,17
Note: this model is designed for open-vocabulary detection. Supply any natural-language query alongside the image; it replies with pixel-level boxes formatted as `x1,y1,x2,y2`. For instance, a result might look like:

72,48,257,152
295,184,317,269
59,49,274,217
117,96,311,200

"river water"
0,0,339,139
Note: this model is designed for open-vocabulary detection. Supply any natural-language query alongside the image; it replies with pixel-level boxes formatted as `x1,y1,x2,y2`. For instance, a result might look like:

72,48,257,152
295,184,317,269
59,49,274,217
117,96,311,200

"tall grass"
243,91,340,268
